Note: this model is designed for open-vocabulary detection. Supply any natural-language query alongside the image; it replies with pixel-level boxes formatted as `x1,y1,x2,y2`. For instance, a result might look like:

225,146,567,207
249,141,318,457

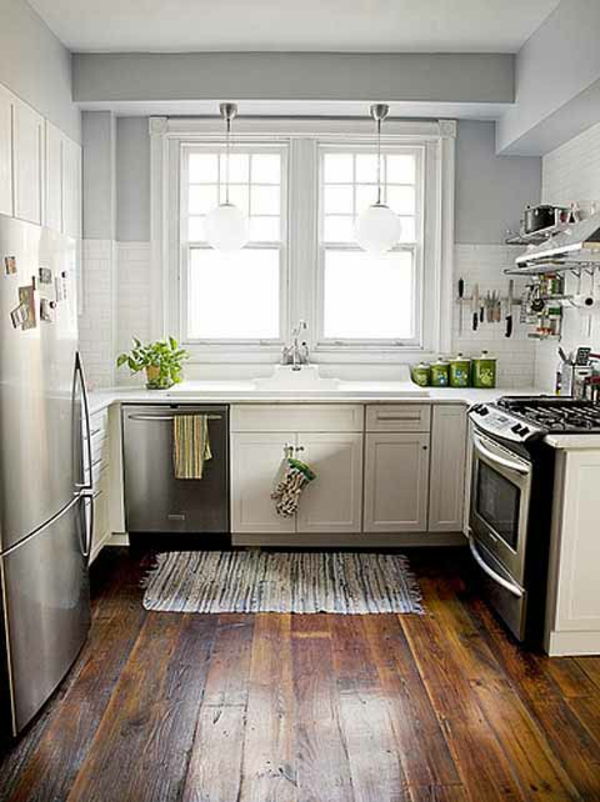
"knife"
505,280,514,337
458,278,464,336
472,283,479,331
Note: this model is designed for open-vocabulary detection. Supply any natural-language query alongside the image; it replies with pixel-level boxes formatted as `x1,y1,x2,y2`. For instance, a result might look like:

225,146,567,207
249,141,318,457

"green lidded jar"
411,362,431,387
471,350,497,389
430,357,450,387
449,353,471,388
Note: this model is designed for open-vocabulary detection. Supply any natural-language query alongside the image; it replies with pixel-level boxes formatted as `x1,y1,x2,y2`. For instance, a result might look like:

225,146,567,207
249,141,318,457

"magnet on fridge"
18,285,36,330
4,256,16,276
39,267,53,284
10,303,28,329
40,297,54,323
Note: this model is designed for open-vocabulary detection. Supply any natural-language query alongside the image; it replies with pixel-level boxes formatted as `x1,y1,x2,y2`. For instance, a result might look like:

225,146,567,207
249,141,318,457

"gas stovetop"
469,395,600,443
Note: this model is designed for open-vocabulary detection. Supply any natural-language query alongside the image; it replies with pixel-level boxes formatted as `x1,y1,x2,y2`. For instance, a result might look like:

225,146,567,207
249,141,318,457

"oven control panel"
468,404,545,442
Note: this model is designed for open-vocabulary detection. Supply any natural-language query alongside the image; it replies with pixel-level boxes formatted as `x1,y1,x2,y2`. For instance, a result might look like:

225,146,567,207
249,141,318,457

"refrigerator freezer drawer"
0,497,90,736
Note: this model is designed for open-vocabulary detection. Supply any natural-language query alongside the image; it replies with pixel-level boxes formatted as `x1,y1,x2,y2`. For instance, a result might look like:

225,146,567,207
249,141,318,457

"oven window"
476,462,521,550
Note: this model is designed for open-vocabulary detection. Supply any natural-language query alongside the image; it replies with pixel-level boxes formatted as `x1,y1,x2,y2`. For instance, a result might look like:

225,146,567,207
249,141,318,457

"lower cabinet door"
296,433,364,533
231,432,296,533
364,432,430,532
428,404,467,532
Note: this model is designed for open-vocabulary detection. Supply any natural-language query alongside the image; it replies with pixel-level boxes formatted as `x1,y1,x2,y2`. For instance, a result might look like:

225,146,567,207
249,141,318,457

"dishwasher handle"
126,413,223,422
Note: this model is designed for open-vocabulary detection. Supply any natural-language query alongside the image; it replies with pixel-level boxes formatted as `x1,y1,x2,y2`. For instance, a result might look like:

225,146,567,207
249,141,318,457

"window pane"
188,249,280,339
324,215,355,242
323,250,414,339
386,154,416,184
251,185,280,215
355,185,378,215
324,153,353,183
219,153,249,183
189,153,218,183
398,216,416,243
324,185,353,214
251,154,281,184
248,216,280,241
188,216,205,241
355,154,378,183
387,185,415,215
219,184,250,214
189,184,218,215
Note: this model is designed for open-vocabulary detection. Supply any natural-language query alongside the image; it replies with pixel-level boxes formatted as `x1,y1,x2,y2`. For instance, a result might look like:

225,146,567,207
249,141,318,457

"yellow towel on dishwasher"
173,415,212,479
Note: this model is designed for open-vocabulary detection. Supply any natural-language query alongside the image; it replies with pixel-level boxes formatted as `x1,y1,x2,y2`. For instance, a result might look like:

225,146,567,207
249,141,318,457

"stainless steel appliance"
122,404,229,534
0,215,92,738
468,396,600,642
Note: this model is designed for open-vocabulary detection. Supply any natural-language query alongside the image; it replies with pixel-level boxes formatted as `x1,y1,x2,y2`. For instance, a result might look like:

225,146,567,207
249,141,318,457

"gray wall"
82,111,116,239
455,120,541,243
0,0,80,141
72,52,514,105
105,116,540,246
116,117,150,241
497,0,600,155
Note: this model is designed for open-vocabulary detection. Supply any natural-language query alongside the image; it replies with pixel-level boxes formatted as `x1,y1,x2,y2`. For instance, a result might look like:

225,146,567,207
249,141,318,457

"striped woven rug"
142,550,424,614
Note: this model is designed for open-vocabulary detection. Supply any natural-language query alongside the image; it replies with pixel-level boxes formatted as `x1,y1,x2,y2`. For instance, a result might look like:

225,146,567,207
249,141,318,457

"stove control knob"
520,426,530,436
479,407,489,416
511,424,522,434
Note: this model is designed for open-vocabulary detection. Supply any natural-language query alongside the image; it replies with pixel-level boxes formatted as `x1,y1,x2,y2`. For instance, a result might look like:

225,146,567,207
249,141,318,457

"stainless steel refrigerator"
0,214,92,738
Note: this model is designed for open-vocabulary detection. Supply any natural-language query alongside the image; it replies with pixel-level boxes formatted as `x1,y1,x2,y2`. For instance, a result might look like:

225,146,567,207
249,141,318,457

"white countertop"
87,381,600,450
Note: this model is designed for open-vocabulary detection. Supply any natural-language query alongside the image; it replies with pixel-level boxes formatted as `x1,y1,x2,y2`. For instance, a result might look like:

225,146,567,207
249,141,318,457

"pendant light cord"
376,116,382,206
225,115,231,205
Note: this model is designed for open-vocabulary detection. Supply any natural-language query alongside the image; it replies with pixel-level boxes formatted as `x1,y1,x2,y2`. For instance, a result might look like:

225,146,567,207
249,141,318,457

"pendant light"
355,104,402,255
205,102,249,252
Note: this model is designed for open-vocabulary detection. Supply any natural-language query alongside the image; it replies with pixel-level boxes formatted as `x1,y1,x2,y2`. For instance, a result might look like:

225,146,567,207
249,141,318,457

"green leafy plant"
116,337,189,389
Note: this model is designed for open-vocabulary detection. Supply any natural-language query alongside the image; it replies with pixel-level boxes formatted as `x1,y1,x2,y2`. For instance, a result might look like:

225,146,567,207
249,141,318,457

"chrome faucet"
282,320,309,370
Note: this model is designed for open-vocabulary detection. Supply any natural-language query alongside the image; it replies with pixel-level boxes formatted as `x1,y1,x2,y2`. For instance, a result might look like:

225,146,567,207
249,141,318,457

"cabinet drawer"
231,404,364,433
89,408,108,438
366,404,431,432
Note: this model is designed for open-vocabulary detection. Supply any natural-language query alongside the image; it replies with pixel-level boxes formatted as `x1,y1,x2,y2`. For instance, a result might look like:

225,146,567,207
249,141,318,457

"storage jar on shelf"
471,350,497,389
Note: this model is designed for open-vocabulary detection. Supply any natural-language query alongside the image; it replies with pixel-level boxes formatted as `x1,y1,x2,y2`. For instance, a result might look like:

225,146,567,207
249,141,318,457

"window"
181,145,286,341
319,147,422,346
159,118,454,361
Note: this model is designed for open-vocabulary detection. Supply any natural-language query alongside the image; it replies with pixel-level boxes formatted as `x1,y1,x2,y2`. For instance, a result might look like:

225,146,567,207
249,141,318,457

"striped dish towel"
173,415,212,479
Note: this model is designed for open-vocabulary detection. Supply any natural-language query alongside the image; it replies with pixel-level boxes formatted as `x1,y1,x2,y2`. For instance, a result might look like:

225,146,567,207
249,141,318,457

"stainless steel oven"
469,426,532,640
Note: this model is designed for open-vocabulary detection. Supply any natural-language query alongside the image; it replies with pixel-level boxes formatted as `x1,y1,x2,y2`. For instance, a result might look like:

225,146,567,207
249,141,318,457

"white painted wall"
534,122,600,391
0,0,80,142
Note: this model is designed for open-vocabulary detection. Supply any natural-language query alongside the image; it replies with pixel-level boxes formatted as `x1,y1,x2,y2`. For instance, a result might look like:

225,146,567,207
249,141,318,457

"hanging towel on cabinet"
173,415,212,479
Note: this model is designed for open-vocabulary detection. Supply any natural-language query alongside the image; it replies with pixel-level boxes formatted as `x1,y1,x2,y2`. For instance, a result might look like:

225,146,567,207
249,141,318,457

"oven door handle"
468,536,524,598
472,431,531,476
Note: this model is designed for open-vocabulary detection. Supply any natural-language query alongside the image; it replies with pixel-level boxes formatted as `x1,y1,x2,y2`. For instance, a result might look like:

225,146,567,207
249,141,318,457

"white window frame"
179,142,289,347
149,116,455,365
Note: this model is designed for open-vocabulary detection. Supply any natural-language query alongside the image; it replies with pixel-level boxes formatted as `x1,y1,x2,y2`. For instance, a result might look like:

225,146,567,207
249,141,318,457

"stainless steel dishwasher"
122,404,229,534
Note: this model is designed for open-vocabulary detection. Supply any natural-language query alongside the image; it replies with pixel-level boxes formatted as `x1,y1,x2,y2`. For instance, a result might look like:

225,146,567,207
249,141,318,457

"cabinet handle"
422,445,428,450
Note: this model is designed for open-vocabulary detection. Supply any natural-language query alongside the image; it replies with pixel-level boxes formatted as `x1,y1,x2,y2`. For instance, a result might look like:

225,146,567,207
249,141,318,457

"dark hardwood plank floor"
1,546,599,802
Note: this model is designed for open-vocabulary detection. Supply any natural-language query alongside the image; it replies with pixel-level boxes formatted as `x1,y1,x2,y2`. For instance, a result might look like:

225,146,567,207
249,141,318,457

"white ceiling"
29,0,559,54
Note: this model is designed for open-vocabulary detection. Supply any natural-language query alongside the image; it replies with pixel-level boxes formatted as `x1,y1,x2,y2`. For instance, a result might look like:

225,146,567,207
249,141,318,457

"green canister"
449,353,471,388
471,350,497,388
430,357,450,387
411,362,431,387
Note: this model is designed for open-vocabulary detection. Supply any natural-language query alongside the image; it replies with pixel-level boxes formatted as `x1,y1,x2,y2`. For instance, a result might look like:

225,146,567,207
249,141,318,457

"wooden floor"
1,546,600,802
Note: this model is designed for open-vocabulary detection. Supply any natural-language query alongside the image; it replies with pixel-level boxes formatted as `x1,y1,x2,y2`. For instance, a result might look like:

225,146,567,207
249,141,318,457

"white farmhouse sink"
253,365,340,391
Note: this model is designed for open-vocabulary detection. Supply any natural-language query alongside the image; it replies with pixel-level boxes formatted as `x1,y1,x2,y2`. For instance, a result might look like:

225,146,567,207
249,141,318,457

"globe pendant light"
355,104,402,255
205,102,249,252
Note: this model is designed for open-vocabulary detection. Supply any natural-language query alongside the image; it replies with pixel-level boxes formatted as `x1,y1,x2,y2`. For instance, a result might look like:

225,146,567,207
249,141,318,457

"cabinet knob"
295,445,305,453
422,445,428,450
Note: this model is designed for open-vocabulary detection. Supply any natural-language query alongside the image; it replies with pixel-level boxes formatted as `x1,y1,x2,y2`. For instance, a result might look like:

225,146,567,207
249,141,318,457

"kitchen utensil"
457,278,464,336
472,284,479,331
523,204,557,234
505,280,514,337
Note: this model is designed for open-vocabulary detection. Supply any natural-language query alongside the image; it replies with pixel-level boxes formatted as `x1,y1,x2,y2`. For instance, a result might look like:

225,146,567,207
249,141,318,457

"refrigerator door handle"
81,489,94,560
75,352,93,495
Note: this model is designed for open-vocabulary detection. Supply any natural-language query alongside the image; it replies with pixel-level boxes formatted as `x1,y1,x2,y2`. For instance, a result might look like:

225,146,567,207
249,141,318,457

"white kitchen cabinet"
88,408,112,563
428,404,467,532
45,121,63,232
0,84,13,217
364,432,430,532
13,98,43,224
62,136,81,238
296,433,363,533
231,431,296,534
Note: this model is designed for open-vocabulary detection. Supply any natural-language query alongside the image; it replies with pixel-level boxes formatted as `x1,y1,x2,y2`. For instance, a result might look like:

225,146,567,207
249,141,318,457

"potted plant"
116,337,189,389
